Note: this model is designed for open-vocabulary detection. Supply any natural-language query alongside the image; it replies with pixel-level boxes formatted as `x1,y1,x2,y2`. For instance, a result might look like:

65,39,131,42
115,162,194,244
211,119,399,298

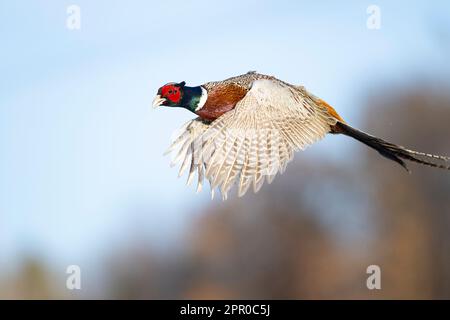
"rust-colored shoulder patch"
317,99,345,123
196,83,248,121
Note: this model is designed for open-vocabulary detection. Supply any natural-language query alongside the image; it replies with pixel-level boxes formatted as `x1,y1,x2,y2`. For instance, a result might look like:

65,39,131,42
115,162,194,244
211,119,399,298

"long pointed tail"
332,122,450,172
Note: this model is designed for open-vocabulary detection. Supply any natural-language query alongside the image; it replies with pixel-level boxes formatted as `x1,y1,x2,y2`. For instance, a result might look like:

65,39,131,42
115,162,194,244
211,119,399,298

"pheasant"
153,71,450,200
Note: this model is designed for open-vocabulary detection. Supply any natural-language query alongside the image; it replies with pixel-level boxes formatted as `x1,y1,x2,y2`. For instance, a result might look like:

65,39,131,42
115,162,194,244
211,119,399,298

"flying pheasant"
153,71,449,200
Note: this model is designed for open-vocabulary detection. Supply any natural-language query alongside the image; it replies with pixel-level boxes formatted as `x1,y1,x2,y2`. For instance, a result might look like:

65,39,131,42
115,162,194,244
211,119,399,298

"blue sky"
1,0,450,272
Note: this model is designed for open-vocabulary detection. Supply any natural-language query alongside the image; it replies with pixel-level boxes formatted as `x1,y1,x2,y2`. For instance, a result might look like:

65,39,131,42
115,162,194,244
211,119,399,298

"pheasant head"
153,81,207,114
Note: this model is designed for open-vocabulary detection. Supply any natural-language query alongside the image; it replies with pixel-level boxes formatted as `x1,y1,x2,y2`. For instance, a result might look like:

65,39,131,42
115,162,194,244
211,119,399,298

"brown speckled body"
202,71,276,92
196,83,247,121
196,71,276,121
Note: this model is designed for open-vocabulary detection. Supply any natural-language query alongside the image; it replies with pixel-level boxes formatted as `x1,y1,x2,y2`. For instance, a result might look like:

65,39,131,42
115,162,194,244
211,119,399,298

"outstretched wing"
198,79,338,199
164,117,212,193
167,79,338,200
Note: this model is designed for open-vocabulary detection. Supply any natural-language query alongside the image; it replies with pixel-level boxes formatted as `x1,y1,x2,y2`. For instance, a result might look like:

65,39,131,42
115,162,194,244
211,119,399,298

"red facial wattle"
160,85,182,104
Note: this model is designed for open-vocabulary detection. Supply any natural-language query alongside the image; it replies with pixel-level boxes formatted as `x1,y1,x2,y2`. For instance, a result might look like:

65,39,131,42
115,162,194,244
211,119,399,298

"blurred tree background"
1,84,449,299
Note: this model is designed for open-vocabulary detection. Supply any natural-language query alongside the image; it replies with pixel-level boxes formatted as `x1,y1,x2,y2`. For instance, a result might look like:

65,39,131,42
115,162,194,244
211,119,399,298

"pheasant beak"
152,95,167,108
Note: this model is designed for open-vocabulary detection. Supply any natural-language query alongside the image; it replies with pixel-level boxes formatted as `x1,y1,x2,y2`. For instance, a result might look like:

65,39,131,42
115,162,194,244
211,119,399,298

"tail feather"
333,122,450,172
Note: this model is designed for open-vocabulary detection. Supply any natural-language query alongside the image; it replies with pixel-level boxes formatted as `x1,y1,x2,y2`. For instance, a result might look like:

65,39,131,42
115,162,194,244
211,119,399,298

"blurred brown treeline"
1,84,450,299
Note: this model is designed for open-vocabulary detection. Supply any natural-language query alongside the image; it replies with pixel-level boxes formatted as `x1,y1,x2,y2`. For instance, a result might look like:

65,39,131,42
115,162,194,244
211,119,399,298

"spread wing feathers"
165,79,338,199
164,118,211,193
